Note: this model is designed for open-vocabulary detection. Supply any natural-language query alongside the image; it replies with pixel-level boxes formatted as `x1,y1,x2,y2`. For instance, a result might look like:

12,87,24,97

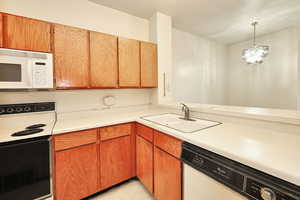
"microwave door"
0,55,33,89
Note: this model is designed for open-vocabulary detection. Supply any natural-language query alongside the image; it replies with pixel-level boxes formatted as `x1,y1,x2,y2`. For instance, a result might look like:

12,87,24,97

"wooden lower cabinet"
136,135,153,193
100,136,132,190
55,143,98,200
154,147,182,200
53,124,182,200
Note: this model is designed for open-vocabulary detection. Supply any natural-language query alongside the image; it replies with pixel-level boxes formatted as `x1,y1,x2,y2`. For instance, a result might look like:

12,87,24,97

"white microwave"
0,48,53,89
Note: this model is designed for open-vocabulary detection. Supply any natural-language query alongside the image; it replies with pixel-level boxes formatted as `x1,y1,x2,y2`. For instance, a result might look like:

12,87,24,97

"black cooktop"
12,129,44,137
26,124,46,129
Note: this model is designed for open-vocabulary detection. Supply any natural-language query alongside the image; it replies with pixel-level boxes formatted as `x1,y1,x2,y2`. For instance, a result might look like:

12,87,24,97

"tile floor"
88,179,153,200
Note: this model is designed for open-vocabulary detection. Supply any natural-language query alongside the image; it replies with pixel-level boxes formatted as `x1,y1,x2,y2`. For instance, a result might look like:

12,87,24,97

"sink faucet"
180,103,191,120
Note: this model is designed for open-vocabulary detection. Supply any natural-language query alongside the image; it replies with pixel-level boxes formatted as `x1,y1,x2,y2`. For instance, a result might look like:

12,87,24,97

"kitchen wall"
0,0,153,112
0,89,151,113
149,13,174,105
172,27,300,110
172,29,228,104
298,27,300,110
0,0,149,41
227,27,299,110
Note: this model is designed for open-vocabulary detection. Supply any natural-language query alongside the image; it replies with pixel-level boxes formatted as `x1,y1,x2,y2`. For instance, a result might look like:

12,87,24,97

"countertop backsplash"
0,89,153,113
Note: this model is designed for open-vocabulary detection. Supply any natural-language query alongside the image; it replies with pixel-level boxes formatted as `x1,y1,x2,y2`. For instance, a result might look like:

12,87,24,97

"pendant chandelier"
242,21,269,64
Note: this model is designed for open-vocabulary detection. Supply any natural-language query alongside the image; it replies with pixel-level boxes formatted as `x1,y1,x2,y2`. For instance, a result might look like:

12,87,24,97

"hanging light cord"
252,21,258,46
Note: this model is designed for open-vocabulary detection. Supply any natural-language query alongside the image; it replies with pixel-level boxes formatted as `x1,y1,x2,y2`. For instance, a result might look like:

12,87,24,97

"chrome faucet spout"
180,103,190,120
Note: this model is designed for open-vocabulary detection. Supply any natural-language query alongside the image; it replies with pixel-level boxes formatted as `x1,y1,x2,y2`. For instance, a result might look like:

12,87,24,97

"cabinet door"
55,144,98,200
2,14,51,52
100,136,132,190
54,24,89,89
90,31,118,88
136,135,153,193
140,42,158,88
118,37,140,87
154,147,182,200
0,13,3,48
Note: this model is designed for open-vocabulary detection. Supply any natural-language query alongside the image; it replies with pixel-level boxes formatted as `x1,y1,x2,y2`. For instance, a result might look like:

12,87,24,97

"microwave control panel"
32,58,53,88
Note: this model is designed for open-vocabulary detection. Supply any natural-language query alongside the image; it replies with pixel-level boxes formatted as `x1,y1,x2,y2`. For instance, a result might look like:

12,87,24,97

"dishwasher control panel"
181,147,244,191
181,142,300,200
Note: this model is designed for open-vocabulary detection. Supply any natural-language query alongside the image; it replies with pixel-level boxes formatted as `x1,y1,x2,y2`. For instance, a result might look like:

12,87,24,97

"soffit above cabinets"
89,0,300,44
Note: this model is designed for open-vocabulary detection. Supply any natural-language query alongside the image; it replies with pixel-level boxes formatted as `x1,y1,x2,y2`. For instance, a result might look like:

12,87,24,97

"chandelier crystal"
242,22,269,64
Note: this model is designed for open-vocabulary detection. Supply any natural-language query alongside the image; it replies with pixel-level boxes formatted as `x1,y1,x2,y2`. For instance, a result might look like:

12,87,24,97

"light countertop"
53,105,300,187
162,103,300,125
53,106,170,134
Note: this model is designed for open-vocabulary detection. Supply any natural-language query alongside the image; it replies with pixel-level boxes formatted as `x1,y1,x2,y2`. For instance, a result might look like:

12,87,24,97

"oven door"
0,136,52,200
0,54,33,89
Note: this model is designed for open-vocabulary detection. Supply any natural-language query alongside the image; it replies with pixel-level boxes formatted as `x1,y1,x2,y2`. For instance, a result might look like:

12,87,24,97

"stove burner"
26,124,46,129
12,129,44,137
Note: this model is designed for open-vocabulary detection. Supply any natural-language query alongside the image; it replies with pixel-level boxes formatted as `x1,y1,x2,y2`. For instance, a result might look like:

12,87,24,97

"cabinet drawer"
154,130,182,158
54,129,97,151
100,123,132,141
136,123,153,142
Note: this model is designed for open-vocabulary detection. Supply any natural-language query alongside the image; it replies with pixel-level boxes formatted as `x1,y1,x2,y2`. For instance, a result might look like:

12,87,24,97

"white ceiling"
89,0,300,44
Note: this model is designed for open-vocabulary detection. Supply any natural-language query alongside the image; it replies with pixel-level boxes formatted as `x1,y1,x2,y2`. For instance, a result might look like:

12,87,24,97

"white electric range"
0,102,56,200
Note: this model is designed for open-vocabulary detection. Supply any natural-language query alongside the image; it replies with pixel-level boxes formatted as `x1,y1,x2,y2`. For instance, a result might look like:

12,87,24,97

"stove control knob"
7,108,14,113
16,107,23,112
261,187,276,200
24,107,31,112
0,108,5,114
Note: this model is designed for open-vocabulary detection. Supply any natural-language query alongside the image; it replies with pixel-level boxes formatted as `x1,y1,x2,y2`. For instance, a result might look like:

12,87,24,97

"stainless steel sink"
141,113,221,133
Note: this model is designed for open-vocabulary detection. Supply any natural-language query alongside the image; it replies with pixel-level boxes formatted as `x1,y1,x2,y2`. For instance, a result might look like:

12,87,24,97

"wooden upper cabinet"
90,32,118,88
2,14,51,52
154,147,182,200
54,24,89,89
0,13,3,48
118,37,140,87
140,42,158,88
